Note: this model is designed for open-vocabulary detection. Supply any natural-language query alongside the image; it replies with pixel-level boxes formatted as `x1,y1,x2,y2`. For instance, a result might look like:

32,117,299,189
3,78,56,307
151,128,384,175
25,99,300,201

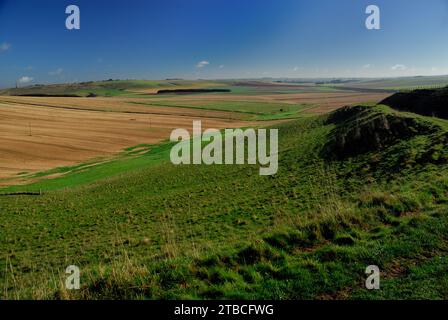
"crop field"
0,96,270,185
0,83,389,185
138,92,391,114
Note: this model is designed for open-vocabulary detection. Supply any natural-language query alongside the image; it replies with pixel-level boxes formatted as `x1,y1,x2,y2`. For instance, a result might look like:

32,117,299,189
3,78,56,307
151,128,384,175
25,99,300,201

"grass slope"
1,105,447,299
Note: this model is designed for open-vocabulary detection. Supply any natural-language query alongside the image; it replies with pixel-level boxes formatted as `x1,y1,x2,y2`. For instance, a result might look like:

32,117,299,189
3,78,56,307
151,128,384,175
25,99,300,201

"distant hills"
2,75,448,97
0,79,229,97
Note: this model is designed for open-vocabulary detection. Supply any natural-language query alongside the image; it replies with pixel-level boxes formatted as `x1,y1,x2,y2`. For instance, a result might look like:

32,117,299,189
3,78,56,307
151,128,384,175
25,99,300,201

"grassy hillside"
381,86,448,119
1,104,447,299
0,80,228,97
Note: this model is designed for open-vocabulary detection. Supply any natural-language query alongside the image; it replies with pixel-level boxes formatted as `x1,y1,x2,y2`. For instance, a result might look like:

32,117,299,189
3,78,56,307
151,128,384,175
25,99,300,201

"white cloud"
49,68,63,76
196,60,210,68
18,76,33,84
362,64,371,69
293,66,300,72
219,65,224,69
391,64,407,71
0,42,11,53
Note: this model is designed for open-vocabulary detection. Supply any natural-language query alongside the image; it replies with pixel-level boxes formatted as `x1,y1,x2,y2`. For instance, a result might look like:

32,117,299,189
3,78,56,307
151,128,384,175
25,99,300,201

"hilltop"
381,86,448,119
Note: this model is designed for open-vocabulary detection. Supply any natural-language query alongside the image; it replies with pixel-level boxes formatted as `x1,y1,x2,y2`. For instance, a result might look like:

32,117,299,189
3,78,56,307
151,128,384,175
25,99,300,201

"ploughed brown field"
0,97,259,183
0,90,389,184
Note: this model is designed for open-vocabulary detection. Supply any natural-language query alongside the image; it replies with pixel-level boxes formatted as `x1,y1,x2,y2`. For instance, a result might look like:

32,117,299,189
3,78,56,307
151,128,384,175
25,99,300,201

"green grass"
351,255,448,299
1,105,447,299
131,100,311,120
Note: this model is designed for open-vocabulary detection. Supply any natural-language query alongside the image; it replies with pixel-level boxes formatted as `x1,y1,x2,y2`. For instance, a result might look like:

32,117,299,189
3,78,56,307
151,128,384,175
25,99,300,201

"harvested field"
0,96,252,120
0,97,267,183
0,90,388,184
0,91,389,116
140,92,390,111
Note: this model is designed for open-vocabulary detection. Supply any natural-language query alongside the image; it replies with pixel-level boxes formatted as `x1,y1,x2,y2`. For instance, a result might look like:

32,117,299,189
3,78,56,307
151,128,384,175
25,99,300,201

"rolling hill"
381,86,448,119
0,80,229,97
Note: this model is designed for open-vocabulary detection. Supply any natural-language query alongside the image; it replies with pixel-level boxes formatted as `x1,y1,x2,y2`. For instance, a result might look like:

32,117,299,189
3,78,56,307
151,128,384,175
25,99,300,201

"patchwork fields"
0,81,388,185
0,97,259,184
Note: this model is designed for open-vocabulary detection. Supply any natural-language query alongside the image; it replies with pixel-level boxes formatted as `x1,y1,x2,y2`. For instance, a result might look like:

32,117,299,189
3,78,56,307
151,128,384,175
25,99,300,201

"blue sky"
1,0,448,87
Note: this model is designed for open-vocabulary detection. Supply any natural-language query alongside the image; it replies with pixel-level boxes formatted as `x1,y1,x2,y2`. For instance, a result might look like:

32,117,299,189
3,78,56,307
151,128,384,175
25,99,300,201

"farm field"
0,82,390,185
137,92,391,114
0,96,266,185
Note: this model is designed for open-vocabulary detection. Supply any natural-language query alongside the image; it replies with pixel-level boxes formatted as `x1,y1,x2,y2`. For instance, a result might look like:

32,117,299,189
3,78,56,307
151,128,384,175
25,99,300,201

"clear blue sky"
1,0,448,87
